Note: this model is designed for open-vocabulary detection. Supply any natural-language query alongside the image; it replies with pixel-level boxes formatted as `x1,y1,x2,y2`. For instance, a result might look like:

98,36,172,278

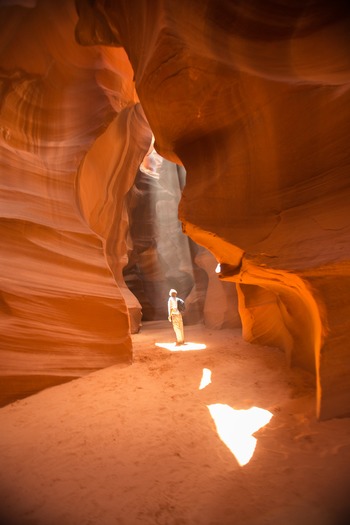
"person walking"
168,289,185,346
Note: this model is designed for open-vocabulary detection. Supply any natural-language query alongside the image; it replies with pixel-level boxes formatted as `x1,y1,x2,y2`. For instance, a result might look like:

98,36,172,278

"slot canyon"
0,1,350,524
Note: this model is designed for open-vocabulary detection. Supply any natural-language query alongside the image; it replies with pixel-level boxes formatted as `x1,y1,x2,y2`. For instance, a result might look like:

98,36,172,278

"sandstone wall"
0,0,150,404
1,0,349,419
76,0,350,419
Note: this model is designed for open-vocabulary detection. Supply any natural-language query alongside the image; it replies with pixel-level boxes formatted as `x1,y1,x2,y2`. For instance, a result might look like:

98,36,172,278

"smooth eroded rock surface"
75,0,350,419
1,0,349,419
0,0,151,405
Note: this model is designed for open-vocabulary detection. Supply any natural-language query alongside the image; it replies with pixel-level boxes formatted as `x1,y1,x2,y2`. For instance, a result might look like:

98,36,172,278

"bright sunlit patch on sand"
199,368,212,390
207,404,273,466
155,342,206,351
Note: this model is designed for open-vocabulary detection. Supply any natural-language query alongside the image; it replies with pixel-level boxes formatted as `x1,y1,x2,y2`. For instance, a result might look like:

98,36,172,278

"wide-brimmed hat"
169,289,177,296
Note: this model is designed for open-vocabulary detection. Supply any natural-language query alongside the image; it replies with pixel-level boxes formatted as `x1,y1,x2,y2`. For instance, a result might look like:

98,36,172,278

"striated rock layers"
0,0,151,405
76,0,350,419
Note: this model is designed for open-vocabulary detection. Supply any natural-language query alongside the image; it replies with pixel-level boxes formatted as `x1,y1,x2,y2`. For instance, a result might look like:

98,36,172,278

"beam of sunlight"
207,404,273,466
140,146,195,286
199,368,212,390
155,342,206,352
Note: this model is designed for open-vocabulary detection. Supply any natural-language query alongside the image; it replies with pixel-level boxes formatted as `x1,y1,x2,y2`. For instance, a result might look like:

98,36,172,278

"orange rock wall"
1,0,349,419
0,0,151,404
76,0,350,419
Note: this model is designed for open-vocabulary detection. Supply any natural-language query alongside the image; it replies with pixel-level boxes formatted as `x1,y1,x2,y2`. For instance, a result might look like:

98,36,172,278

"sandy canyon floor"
1,321,350,525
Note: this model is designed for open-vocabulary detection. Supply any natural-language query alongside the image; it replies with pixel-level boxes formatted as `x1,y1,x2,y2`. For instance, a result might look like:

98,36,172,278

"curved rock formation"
195,250,241,330
77,103,152,333
75,0,350,419
0,0,151,404
1,0,349,419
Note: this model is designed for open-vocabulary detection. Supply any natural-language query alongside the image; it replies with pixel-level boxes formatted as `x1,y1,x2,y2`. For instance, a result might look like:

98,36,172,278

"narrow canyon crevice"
1,0,349,420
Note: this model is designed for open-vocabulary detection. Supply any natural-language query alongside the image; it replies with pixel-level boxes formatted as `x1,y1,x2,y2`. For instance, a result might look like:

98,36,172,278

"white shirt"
168,296,179,316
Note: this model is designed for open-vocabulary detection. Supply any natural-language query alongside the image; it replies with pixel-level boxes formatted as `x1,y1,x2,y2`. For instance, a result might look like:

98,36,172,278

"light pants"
171,313,184,344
